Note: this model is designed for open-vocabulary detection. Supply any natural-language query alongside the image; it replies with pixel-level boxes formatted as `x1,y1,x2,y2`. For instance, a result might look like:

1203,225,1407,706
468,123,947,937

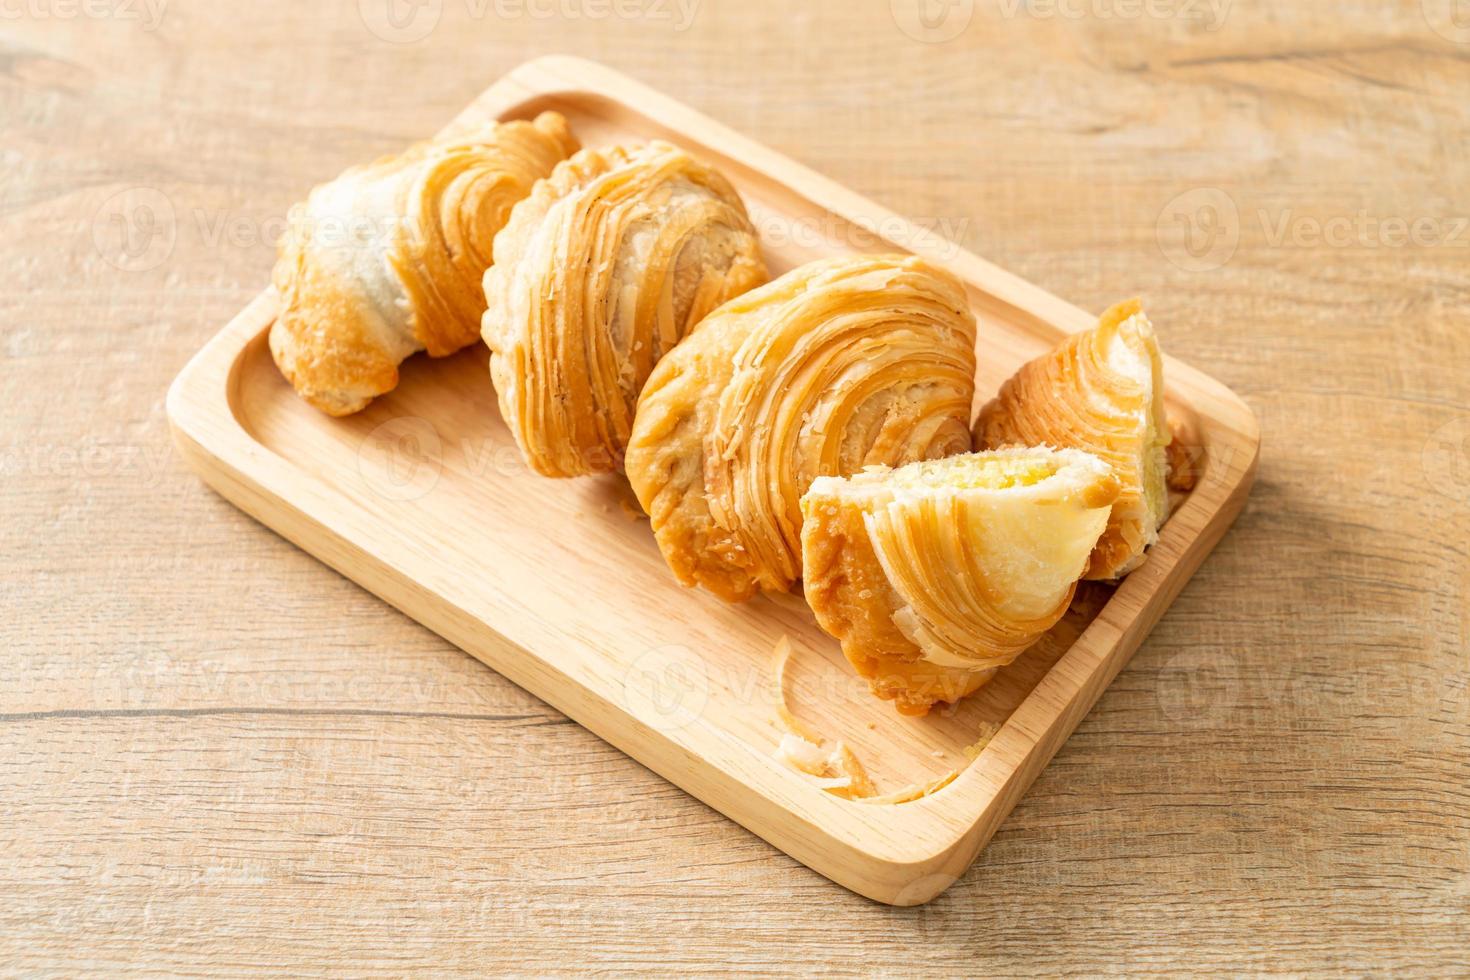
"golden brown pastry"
974,299,1170,580
626,254,977,603
1165,413,1202,493
800,448,1120,715
481,141,767,477
270,111,578,416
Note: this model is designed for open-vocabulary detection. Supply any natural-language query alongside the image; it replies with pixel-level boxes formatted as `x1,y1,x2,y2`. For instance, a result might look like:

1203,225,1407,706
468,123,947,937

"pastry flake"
800,447,1119,715
270,111,578,416
626,254,978,603
481,140,768,478
974,299,1171,580
770,634,969,805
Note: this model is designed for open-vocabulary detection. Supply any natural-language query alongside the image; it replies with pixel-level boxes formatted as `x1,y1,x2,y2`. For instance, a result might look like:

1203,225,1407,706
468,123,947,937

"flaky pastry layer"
482,140,767,477
800,447,1119,715
626,254,978,603
975,299,1171,579
270,111,578,416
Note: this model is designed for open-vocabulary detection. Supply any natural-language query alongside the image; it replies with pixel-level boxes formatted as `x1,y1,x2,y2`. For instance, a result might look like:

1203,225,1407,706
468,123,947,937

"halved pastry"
271,111,578,416
626,254,977,603
974,299,1171,580
482,141,767,477
800,447,1120,716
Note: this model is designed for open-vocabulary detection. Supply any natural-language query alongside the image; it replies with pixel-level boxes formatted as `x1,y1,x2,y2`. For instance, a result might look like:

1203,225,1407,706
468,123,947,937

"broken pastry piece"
626,254,978,603
800,447,1119,716
271,111,578,416
482,140,767,478
974,299,1171,580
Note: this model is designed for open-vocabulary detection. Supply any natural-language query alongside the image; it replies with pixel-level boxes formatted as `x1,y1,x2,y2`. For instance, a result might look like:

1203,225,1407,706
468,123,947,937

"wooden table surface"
4,1,1468,974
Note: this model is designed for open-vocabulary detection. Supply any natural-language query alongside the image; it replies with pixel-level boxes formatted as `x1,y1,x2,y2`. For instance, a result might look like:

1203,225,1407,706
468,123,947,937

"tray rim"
166,55,1260,906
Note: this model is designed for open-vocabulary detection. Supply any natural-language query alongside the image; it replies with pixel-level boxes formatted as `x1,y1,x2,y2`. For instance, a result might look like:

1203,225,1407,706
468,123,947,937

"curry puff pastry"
626,254,977,603
270,111,578,416
482,141,767,477
975,299,1171,580
800,448,1120,715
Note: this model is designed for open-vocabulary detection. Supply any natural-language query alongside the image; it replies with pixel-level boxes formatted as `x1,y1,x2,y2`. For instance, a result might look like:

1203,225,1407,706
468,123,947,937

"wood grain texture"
2,0,1467,972
165,56,1259,906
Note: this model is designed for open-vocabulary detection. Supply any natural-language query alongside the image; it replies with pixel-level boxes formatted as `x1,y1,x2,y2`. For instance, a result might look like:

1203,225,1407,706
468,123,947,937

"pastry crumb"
770,635,970,805
962,722,1001,761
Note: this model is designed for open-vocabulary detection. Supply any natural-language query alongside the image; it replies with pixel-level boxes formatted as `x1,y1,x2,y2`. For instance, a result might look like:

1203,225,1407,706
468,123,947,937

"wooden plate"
167,56,1259,906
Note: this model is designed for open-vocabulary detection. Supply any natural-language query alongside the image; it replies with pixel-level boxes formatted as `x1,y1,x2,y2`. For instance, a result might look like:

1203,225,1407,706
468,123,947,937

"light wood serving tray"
167,56,1259,906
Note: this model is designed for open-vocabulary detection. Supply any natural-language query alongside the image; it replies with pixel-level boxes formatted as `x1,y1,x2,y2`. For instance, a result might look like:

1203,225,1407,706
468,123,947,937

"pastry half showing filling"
800,447,1120,716
482,140,768,478
626,254,978,603
271,111,579,416
975,298,1171,580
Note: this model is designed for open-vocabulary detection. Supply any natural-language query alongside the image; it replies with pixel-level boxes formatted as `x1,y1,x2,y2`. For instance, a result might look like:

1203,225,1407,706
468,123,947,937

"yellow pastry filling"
886,454,1059,492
